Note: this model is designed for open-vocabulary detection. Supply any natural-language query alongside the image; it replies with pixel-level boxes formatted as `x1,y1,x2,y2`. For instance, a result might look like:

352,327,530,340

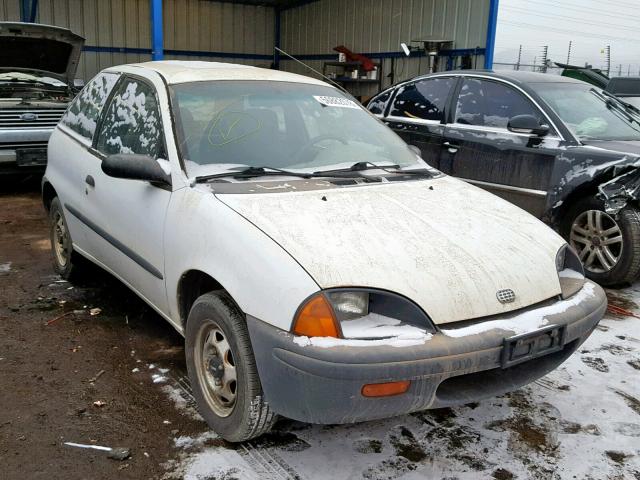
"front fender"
164,186,320,332
547,148,640,224
598,167,640,214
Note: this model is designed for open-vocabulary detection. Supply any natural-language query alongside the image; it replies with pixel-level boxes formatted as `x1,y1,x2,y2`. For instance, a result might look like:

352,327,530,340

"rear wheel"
563,197,640,286
49,197,83,280
185,291,277,442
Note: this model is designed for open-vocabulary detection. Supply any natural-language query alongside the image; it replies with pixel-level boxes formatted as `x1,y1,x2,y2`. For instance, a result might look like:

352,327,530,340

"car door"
442,76,562,218
82,74,172,314
51,72,121,255
382,76,457,170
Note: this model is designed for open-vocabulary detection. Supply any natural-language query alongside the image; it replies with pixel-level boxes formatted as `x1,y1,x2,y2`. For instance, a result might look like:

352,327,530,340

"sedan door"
382,76,457,171
442,77,562,218
81,74,173,315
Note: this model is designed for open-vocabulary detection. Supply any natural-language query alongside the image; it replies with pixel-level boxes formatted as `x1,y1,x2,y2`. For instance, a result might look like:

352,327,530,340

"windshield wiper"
594,89,637,123
314,161,434,177
195,162,435,184
195,166,321,183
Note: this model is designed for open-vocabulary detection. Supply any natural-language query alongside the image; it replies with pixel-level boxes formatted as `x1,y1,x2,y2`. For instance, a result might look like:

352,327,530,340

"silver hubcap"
570,209,623,273
53,212,69,268
194,321,237,417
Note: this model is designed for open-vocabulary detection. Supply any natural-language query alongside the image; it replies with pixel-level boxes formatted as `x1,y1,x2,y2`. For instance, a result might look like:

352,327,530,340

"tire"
562,196,640,286
49,197,83,280
185,291,277,442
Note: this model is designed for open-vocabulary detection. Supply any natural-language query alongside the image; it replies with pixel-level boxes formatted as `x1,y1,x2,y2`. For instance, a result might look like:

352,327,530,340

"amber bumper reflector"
361,380,410,397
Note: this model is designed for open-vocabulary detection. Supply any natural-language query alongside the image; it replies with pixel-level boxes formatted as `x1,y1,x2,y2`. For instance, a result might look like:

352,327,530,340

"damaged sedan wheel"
571,210,622,272
565,197,640,286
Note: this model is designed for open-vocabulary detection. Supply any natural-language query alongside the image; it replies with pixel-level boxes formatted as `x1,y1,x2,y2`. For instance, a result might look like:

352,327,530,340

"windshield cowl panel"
170,80,424,179
201,174,438,195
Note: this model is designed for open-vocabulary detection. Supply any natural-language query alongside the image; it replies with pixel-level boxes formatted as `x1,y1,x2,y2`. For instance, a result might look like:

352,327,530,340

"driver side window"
96,78,164,158
455,78,552,132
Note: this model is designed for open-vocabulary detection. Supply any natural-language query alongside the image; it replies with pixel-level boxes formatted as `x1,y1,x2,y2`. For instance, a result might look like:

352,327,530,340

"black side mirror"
507,114,550,136
102,154,171,187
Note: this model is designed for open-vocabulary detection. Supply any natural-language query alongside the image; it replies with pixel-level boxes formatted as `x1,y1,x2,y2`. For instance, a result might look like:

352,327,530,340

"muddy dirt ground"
0,179,203,479
1,179,640,480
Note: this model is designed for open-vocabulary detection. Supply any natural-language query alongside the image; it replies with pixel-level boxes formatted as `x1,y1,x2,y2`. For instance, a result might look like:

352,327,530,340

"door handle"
442,141,459,153
85,175,95,187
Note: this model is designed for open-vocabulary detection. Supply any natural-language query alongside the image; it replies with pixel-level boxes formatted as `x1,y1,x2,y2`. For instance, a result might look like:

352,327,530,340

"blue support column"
150,0,164,61
484,0,499,70
20,0,38,22
273,7,281,69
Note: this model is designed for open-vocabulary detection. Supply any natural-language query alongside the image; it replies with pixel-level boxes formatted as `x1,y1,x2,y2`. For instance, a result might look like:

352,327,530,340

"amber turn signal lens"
292,294,341,338
361,381,411,397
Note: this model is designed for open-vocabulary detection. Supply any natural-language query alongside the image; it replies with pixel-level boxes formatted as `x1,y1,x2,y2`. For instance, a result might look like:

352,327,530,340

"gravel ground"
1,182,639,480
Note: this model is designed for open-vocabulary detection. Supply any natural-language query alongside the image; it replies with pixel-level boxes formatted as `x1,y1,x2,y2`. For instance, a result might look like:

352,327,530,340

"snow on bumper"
246,281,606,424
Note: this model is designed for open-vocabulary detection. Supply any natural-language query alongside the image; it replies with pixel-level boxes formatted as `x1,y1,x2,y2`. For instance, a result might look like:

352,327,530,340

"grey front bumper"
246,281,607,424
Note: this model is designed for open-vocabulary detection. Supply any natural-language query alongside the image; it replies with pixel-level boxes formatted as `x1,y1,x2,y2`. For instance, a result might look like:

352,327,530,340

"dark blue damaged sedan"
368,70,640,286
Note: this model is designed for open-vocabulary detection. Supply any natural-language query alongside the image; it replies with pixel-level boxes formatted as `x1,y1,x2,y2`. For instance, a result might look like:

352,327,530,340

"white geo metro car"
42,61,606,442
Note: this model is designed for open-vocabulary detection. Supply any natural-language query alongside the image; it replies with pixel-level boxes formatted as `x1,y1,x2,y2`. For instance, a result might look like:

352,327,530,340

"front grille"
0,108,66,128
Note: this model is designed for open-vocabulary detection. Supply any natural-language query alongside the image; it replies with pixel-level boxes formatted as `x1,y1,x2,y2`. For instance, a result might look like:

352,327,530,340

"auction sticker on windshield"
313,96,360,109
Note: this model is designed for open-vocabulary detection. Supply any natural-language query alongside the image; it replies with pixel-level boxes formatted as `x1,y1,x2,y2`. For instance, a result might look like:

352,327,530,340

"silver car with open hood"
0,22,84,175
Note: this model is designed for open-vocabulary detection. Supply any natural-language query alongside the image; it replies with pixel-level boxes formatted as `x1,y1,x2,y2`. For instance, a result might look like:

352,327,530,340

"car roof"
412,69,585,86
113,60,330,87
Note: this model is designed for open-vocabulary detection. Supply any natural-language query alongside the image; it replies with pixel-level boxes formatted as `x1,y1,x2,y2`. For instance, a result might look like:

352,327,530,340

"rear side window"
389,77,455,122
367,90,391,115
61,72,119,141
455,78,545,129
96,78,164,158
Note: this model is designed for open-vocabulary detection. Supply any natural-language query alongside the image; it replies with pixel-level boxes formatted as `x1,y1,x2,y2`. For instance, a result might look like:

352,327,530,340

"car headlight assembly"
556,244,585,299
291,288,436,339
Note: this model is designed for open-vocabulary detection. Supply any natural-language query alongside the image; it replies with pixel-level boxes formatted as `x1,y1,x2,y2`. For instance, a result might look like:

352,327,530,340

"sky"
494,0,640,76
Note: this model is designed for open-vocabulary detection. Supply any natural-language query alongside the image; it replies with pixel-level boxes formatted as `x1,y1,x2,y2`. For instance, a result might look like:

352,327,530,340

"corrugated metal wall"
0,0,274,80
162,0,273,67
280,0,489,96
38,0,152,80
0,0,488,95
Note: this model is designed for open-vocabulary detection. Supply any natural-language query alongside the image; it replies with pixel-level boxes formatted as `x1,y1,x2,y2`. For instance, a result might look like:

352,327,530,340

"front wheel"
563,197,640,286
185,291,277,442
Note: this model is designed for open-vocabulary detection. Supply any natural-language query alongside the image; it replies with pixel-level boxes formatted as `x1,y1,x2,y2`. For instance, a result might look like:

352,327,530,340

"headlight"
292,289,436,339
556,244,585,299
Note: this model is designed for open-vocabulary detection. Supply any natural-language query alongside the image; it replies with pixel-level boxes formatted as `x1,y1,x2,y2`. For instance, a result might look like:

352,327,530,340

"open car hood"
218,176,566,325
0,22,84,83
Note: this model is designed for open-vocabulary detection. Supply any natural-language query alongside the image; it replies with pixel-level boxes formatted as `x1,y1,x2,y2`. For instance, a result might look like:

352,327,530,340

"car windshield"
170,80,422,177
532,82,640,141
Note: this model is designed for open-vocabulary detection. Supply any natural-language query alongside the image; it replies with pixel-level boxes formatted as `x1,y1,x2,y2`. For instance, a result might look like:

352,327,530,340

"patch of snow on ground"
174,431,219,449
173,449,260,480
152,374,167,384
0,262,11,273
160,384,203,421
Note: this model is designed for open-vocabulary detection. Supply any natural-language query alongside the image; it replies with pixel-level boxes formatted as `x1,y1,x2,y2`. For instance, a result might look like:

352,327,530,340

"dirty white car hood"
218,176,566,325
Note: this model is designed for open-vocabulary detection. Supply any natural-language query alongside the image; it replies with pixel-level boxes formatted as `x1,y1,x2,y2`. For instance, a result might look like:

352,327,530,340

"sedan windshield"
170,80,422,177
532,82,640,141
